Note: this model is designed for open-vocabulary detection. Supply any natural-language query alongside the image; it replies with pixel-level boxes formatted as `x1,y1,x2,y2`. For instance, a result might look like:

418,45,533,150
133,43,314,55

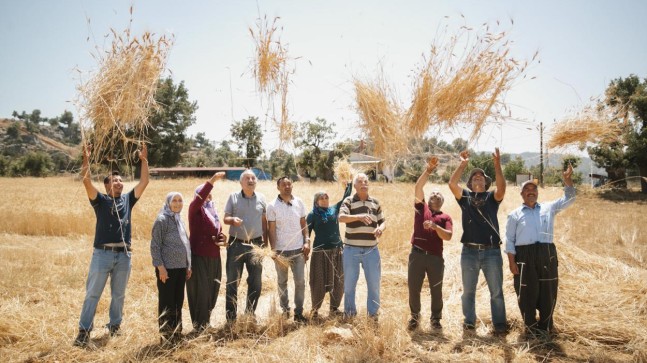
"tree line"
3,74,644,193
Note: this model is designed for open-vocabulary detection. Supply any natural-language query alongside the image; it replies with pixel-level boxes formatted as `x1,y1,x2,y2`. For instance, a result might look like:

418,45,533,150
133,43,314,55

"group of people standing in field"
73,144,575,347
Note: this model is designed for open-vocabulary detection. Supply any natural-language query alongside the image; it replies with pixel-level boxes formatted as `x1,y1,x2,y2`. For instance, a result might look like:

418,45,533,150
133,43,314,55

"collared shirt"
224,189,266,240
339,193,385,247
267,195,307,251
505,186,576,255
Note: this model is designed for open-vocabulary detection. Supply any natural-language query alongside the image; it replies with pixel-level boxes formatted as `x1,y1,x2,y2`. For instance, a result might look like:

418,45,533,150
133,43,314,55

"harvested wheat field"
0,177,646,362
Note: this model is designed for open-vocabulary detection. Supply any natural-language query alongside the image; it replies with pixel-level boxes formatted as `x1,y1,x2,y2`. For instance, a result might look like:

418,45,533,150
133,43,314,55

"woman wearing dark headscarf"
306,182,352,319
186,171,227,331
150,192,191,342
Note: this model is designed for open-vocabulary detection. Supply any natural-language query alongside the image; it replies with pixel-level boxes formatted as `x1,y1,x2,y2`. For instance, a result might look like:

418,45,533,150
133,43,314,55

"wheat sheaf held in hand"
77,16,173,165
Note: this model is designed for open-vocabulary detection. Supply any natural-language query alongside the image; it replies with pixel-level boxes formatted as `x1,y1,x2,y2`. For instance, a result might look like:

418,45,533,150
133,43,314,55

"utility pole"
539,121,544,187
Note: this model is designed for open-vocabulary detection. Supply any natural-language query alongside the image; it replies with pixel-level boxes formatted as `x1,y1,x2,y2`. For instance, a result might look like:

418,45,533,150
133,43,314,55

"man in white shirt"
267,176,310,322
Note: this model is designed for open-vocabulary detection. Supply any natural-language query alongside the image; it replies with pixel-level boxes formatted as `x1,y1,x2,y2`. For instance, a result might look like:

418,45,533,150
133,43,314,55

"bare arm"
81,144,98,201
133,144,149,199
432,225,452,240
300,217,310,259
208,171,226,185
268,220,277,250
448,150,469,200
492,148,506,202
563,163,574,187
262,213,269,247
415,156,438,203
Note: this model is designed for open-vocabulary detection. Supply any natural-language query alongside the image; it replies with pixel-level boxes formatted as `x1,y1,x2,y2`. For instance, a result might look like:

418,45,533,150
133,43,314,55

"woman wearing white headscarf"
186,171,227,331
150,192,192,342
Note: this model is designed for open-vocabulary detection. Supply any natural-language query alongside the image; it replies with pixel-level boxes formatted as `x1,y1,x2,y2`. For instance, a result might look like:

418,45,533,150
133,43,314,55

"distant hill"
513,151,606,183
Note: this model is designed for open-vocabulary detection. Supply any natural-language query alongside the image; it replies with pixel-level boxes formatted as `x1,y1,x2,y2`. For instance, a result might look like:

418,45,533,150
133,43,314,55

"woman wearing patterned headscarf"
150,192,191,342
306,182,352,319
186,171,227,332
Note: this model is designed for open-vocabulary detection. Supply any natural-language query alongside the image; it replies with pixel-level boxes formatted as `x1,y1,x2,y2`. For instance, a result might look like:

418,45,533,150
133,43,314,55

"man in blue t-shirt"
449,148,508,334
74,144,149,347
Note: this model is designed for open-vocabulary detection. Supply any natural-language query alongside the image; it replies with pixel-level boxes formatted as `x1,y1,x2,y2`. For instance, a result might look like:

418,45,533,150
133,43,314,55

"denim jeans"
460,246,507,327
78,249,132,331
225,241,263,321
343,245,381,317
274,249,305,315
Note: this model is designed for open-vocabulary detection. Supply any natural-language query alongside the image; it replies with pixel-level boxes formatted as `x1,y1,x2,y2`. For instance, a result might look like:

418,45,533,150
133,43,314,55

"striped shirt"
339,194,385,247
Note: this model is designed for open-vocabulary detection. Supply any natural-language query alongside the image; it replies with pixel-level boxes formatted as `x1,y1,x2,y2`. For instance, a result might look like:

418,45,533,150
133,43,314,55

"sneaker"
73,330,90,347
463,322,476,330
329,309,344,318
407,318,419,331
108,324,121,337
431,319,442,329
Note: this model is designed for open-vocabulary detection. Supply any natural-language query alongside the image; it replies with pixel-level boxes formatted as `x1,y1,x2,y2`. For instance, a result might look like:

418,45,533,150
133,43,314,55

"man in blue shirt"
505,164,575,335
74,144,149,347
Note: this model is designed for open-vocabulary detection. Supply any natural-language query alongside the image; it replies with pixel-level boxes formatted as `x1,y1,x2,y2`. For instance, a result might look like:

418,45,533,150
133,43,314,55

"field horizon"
0,177,645,362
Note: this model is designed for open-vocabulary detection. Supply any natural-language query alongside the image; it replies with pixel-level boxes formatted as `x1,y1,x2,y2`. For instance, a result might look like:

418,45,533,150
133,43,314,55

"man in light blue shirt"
505,164,575,335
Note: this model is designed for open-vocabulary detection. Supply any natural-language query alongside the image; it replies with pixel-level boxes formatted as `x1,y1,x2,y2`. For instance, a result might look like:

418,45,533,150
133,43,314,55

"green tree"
503,156,528,182
230,116,263,167
11,151,54,177
145,77,198,167
295,118,337,180
6,122,20,139
588,75,647,192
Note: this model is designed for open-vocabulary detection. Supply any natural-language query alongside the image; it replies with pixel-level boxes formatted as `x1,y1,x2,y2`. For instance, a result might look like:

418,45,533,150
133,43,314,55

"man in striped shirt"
339,173,386,320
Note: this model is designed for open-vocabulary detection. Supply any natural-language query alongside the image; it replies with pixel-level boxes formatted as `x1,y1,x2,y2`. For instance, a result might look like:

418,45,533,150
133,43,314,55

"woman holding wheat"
150,192,192,342
306,182,352,319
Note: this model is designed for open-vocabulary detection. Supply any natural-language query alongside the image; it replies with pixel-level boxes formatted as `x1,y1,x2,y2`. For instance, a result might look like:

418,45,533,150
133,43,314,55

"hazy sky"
1,0,646,156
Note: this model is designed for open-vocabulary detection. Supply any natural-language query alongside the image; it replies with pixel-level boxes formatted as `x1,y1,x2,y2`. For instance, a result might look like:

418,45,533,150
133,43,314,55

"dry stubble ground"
0,177,646,362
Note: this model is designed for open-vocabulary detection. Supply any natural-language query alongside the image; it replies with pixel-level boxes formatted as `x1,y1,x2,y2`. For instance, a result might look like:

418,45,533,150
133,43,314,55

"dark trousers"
408,248,444,321
156,267,187,336
513,243,559,332
186,255,222,330
310,247,344,312
225,240,263,321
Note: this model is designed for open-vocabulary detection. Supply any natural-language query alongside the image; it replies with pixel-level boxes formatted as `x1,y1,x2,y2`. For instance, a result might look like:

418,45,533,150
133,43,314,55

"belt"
412,246,434,255
463,243,499,250
97,246,132,252
229,236,263,246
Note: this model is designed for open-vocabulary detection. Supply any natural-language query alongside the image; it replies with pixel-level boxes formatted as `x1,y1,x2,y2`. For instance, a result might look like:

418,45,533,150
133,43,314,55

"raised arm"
493,148,506,202
208,171,226,185
81,144,98,201
134,143,149,199
448,150,469,200
415,156,438,203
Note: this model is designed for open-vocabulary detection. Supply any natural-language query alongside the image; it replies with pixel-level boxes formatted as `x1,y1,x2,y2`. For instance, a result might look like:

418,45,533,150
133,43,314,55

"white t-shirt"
267,195,307,251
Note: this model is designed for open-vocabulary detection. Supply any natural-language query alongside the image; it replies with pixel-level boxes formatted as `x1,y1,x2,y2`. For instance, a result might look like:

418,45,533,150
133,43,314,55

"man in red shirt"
408,156,453,330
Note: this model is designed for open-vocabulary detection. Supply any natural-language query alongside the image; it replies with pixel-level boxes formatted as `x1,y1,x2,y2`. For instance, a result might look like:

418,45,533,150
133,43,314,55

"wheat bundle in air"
77,21,172,165
353,75,407,161
548,105,624,148
250,15,294,146
333,159,359,185
407,25,533,141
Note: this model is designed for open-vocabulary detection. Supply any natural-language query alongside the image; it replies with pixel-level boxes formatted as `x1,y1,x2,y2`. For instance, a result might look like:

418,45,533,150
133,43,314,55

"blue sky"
1,0,646,155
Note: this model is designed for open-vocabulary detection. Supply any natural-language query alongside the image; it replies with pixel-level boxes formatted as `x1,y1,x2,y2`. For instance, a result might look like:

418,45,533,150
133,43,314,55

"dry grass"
249,15,294,146
0,177,645,362
406,25,533,141
77,10,172,165
547,105,624,149
353,21,533,161
353,74,407,161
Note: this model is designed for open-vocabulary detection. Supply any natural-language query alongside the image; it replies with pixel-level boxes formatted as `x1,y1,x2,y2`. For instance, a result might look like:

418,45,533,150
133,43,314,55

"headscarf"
161,192,191,268
195,184,220,229
312,191,336,223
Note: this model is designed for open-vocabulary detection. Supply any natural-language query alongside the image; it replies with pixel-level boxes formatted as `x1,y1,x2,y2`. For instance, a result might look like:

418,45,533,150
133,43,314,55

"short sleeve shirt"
267,196,307,251
456,189,501,245
224,190,266,240
410,202,452,257
91,190,138,247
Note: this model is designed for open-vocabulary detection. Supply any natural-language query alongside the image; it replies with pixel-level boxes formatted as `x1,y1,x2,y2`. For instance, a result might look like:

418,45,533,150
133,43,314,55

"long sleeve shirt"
188,182,222,258
505,186,576,255
150,214,190,269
